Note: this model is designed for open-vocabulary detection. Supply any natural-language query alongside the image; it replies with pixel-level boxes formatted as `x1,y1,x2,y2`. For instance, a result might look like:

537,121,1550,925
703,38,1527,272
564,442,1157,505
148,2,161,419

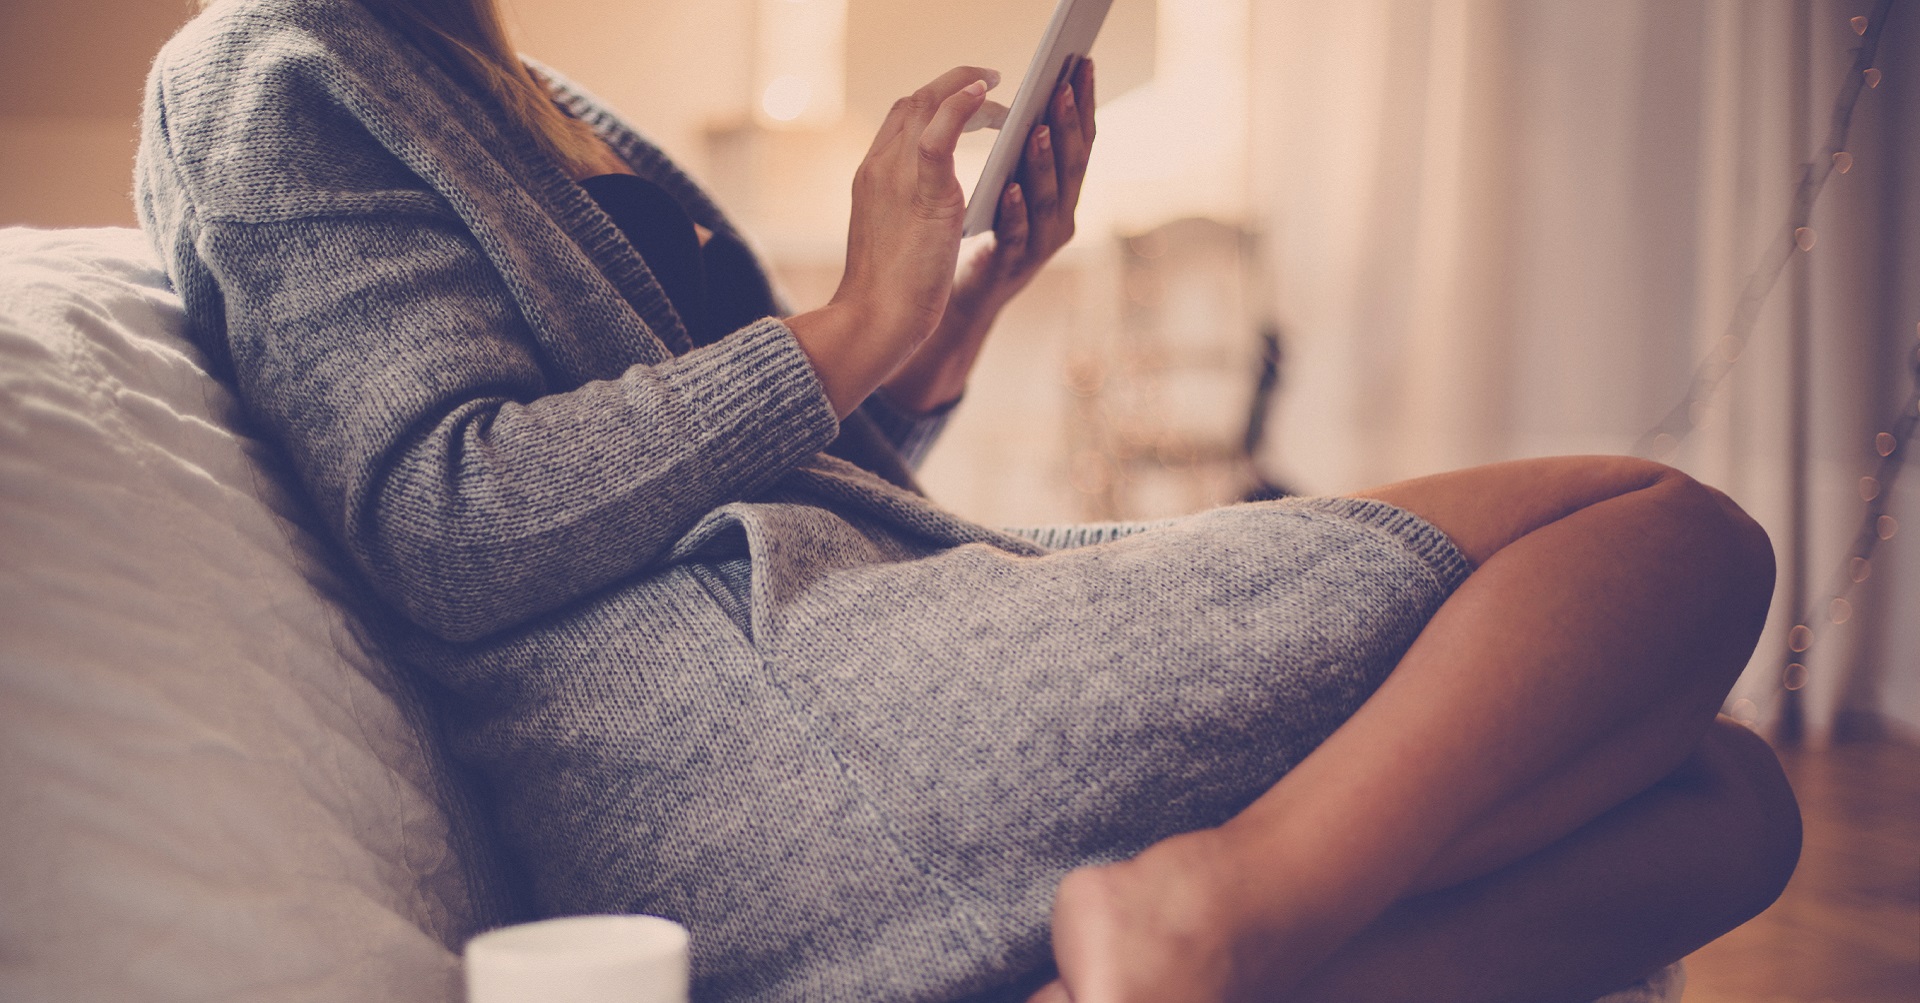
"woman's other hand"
786,66,998,419
881,58,1097,415
974,56,1096,310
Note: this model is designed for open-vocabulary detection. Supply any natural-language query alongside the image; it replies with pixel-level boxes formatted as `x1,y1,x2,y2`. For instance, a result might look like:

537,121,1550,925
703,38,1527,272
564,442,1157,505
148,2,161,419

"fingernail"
1063,87,1076,111
1008,183,1023,202
965,80,987,97
1037,126,1051,149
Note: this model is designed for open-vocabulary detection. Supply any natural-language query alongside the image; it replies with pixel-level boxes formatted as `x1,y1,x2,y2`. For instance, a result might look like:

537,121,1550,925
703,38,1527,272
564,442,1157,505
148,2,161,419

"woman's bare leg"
1287,717,1799,1003
1034,457,1787,1002
1032,721,1799,1003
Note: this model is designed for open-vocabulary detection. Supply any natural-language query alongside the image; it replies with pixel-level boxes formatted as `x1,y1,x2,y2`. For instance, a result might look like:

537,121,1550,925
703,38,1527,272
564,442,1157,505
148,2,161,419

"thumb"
964,99,1012,133
919,79,989,193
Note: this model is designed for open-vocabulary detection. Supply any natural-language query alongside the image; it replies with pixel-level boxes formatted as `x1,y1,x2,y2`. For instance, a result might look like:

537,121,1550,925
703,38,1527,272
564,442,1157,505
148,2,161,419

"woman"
137,0,1801,1000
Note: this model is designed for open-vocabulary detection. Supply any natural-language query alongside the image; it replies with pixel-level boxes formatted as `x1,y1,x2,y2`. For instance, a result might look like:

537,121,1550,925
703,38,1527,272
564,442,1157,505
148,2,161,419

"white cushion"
0,227,483,1002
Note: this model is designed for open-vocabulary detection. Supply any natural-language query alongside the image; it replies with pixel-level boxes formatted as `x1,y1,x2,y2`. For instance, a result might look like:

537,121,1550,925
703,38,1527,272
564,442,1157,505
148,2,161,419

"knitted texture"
137,2,1473,1000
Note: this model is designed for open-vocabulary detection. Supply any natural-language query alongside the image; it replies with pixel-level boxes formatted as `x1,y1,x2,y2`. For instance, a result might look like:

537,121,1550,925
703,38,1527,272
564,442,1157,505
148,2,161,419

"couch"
0,227,1685,1001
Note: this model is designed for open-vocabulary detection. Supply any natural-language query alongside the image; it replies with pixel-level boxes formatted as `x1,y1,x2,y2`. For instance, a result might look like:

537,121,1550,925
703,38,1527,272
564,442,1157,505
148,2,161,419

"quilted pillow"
0,228,503,1002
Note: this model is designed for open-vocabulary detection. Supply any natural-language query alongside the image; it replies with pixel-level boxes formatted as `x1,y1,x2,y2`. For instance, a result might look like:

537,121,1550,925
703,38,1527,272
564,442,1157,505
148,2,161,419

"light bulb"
1788,624,1813,652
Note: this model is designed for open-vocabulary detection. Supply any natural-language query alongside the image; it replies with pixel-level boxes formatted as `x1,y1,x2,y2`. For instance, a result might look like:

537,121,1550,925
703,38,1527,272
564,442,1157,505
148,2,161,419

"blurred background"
2,1,1914,998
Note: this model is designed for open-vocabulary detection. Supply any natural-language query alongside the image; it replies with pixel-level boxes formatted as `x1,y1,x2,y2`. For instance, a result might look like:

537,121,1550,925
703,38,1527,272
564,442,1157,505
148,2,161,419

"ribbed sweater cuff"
656,316,839,480
862,390,957,471
1007,520,1177,551
1288,496,1474,592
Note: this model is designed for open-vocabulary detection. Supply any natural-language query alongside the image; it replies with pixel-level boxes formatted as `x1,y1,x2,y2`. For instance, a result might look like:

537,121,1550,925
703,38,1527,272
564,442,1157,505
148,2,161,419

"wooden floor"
1683,739,1920,1003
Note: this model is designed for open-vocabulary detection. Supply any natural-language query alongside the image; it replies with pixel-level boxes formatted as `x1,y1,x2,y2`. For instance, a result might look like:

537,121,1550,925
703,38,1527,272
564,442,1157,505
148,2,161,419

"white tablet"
961,0,1115,238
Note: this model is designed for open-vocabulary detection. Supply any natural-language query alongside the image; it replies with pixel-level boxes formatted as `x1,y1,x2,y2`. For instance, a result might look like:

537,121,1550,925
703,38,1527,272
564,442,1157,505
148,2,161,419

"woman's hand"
881,58,1097,415
786,67,999,419
967,57,1097,314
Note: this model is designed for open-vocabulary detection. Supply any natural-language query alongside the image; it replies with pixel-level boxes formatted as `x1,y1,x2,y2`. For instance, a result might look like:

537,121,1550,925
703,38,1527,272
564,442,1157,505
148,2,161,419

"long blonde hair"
211,0,606,175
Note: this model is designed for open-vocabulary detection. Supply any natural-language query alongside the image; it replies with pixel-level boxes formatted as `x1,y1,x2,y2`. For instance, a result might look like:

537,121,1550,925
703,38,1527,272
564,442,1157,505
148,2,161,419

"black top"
578,172,772,348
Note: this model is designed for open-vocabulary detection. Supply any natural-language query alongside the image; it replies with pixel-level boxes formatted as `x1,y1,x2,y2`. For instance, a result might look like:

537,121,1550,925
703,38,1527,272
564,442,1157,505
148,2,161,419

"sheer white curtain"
1247,0,1918,741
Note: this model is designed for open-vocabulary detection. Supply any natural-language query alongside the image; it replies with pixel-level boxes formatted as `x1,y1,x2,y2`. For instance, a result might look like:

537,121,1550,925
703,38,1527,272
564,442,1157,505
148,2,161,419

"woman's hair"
206,0,605,175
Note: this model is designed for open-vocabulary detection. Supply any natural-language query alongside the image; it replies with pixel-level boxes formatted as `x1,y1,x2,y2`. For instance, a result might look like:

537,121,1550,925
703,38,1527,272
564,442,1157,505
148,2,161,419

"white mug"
465,915,691,1003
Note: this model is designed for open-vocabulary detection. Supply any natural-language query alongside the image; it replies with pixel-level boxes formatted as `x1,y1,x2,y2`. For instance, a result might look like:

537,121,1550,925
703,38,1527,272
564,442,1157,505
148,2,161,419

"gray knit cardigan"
135,0,1062,994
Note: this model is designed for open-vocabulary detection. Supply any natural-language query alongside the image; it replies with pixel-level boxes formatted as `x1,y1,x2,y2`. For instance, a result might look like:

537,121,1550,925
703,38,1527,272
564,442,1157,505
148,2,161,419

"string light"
1788,624,1814,653
1781,327,1919,702
1617,2,1905,726
1633,0,1893,458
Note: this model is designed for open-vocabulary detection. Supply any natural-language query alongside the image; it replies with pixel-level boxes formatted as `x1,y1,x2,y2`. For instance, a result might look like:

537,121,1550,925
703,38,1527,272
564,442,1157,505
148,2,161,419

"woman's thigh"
1349,455,1676,568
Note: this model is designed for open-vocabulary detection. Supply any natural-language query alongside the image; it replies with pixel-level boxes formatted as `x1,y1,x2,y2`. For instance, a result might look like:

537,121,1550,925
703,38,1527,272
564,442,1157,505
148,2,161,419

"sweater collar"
346,0,770,361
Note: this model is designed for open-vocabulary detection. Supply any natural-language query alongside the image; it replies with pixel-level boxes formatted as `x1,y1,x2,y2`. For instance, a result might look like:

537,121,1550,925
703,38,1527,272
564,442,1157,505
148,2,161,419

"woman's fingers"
1074,58,1097,146
1015,60,1097,250
920,80,990,194
869,66,1000,156
1049,73,1091,212
994,182,1030,259
924,64,1000,101
1022,125,1061,218
964,99,1012,134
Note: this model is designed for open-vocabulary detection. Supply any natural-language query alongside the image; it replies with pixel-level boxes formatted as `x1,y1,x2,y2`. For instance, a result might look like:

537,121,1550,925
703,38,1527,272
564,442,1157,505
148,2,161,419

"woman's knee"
1678,717,1802,918
1700,482,1776,597
1638,468,1777,635
1355,455,1671,566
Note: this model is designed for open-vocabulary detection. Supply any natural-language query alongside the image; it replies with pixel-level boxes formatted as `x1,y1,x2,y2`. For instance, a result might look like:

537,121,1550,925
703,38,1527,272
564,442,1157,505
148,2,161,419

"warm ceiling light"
754,0,846,129
761,75,814,122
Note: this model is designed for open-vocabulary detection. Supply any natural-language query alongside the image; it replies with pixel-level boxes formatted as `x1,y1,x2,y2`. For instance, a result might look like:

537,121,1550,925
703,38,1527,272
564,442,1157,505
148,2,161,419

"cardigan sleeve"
857,392,957,472
196,211,838,641
137,10,842,641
